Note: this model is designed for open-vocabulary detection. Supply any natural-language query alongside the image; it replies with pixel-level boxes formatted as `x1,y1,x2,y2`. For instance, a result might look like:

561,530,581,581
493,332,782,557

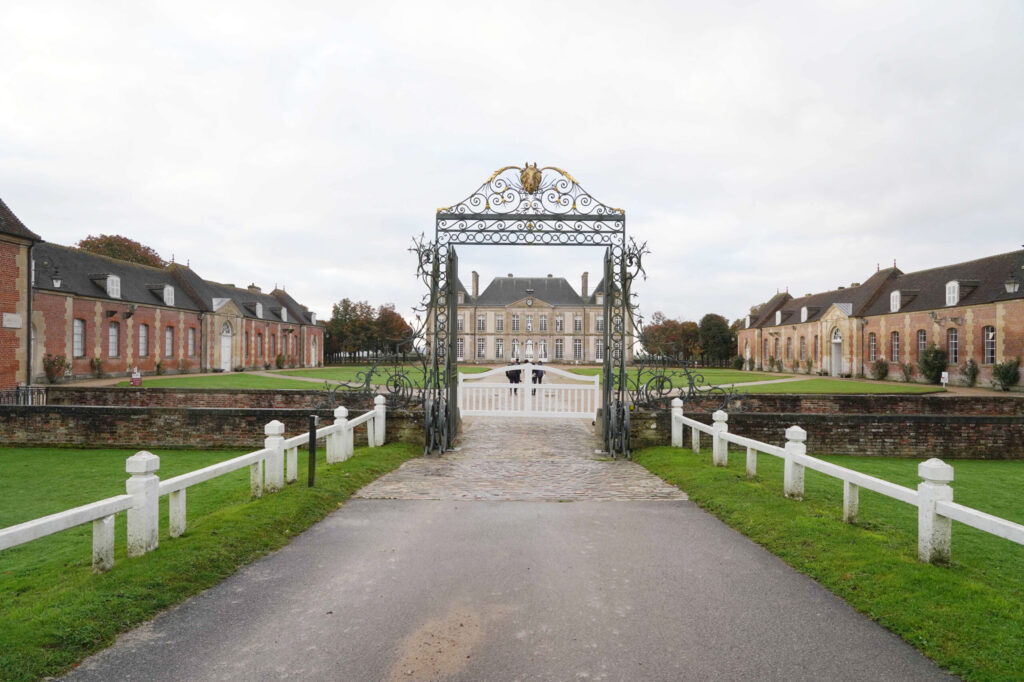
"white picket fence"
0,397,386,573
669,398,1024,564
458,363,600,418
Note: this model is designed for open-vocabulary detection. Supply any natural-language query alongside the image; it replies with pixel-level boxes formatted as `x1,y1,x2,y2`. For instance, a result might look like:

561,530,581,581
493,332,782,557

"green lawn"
0,442,419,682
566,367,787,385
279,364,490,386
737,378,944,394
114,373,317,390
634,446,1024,681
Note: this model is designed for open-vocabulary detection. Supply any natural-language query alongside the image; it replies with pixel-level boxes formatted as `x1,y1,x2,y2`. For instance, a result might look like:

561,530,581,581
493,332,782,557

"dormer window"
163,284,174,307
255,302,263,319
800,307,808,323
107,275,121,299
890,290,901,313
945,281,959,306
744,315,750,329
775,311,781,325
310,312,316,324
281,308,287,322
458,292,464,304
596,293,603,305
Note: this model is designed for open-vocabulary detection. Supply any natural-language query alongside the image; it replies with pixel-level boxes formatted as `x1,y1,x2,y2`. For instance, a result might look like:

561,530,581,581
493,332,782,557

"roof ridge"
41,242,170,273
895,249,1024,278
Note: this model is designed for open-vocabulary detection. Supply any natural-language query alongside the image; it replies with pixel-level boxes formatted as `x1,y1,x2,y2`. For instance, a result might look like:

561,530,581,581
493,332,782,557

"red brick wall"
0,240,28,388
46,386,374,410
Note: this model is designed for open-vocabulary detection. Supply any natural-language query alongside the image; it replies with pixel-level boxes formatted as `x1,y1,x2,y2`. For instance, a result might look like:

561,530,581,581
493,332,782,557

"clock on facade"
526,298,533,306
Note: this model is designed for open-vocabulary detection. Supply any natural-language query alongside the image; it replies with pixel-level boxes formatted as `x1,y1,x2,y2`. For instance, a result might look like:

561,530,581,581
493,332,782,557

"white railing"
669,397,1024,564
0,396,386,573
458,363,600,418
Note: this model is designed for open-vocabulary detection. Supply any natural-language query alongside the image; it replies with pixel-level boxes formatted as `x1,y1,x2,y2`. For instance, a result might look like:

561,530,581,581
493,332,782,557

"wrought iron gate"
421,164,641,457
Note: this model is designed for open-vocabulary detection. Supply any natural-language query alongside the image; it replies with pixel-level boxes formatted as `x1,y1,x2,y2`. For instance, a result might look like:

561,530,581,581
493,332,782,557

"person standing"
532,360,544,395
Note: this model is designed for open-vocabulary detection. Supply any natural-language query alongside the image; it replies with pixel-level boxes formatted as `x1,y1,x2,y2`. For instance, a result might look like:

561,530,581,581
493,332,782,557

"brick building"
0,199,323,389
737,250,1024,386
449,271,632,364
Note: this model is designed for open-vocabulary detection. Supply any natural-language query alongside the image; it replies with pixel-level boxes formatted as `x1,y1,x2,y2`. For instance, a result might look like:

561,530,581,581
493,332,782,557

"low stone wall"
627,409,1024,459
0,405,423,450
46,387,1024,418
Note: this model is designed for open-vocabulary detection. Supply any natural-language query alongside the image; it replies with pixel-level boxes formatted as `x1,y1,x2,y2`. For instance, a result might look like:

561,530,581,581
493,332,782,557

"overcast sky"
3,1,1022,326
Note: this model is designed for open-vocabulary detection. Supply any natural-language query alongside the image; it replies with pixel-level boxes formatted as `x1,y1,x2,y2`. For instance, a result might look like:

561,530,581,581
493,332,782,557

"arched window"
869,333,877,362
917,329,926,352
813,335,819,361
256,333,263,358
799,337,806,361
786,337,792,360
983,326,996,364
947,328,959,364
108,321,120,357
891,331,900,363
832,328,842,343
165,326,174,358
511,338,520,359
774,338,779,359
744,340,750,360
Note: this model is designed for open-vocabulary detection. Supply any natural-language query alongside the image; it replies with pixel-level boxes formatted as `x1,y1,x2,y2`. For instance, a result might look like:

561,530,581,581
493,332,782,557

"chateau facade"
452,271,632,364
0,198,323,389
737,250,1024,386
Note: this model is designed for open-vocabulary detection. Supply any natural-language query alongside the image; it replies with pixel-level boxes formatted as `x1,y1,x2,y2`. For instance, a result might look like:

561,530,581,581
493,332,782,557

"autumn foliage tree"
325,299,414,360
77,234,167,267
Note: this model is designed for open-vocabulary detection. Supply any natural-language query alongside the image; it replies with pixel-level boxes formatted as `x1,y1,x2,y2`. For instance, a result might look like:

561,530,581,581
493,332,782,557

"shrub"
89,357,103,378
234,365,245,372
992,357,1021,391
899,362,914,382
155,360,164,376
264,362,271,370
767,355,776,372
961,358,979,387
746,357,756,371
870,359,889,381
730,355,744,370
275,353,286,369
918,343,948,384
804,359,813,374
42,354,68,384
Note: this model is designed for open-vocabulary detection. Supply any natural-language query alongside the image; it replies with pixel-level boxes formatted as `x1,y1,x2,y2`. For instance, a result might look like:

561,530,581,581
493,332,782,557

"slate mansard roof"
31,243,316,324
750,250,1024,328
459,275,612,307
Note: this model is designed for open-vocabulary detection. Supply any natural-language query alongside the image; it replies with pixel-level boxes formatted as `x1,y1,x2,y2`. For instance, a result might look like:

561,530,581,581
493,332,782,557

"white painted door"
220,324,233,371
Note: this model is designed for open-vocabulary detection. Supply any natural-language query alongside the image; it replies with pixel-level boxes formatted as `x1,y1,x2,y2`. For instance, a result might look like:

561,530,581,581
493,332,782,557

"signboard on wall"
2,313,23,329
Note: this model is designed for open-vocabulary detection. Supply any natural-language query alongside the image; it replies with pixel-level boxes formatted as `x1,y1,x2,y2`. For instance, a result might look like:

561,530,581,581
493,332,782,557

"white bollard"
328,406,348,463
126,451,160,557
783,425,807,500
264,420,285,492
671,398,683,448
374,395,387,446
169,489,186,538
92,515,115,573
712,410,729,467
917,458,954,564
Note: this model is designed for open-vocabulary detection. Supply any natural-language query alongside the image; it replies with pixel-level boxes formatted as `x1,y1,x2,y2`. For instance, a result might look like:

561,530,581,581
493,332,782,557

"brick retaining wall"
46,386,345,410
628,409,1024,459
0,405,423,449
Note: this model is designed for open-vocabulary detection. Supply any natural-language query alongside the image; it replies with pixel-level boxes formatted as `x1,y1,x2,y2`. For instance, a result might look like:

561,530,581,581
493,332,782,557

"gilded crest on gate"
520,162,541,194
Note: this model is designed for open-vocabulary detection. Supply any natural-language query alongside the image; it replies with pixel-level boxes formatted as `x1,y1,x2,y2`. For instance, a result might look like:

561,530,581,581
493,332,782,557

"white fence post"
92,515,115,573
126,451,160,557
328,406,347,463
374,395,386,446
169,489,186,538
671,398,683,447
712,410,729,467
843,481,859,523
250,459,263,498
691,422,700,453
343,409,355,459
783,425,807,500
746,447,756,479
918,458,954,564
264,420,285,492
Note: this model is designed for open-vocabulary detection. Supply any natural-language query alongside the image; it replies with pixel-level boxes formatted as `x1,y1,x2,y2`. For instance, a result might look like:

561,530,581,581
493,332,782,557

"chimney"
248,283,261,293
581,272,589,298
507,273,513,278
471,271,479,298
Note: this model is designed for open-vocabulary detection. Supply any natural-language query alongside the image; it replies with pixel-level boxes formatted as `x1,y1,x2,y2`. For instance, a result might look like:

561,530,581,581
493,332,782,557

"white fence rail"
458,363,600,418
0,397,386,573
669,397,1024,564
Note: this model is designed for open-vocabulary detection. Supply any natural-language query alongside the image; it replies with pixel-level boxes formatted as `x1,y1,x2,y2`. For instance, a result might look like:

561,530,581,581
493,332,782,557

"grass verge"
633,446,1024,681
737,378,943,394
114,373,318,389
0,442,418,682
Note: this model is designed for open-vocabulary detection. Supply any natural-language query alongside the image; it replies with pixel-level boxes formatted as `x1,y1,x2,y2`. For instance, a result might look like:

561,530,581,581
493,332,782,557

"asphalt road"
63,499,952,681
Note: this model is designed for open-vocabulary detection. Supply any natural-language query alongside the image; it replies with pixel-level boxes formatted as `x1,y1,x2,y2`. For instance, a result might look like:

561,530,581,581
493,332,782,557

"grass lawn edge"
0,442,419,682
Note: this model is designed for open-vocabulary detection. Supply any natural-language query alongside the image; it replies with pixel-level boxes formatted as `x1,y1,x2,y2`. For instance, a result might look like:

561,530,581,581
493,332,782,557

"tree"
376,305,414,355
698,313,734,365
77,234,166,267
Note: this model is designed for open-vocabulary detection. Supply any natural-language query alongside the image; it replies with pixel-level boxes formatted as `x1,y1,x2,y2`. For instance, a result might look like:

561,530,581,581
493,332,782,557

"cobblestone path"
356,416,687,501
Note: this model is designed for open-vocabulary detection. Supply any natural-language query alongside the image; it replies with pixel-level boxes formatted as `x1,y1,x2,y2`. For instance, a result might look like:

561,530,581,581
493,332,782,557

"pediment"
510,296,554,309
213,299,243,316
820,302,852,321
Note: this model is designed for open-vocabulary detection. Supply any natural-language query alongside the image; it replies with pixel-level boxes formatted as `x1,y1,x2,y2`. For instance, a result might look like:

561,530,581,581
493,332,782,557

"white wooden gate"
458,363,600,419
